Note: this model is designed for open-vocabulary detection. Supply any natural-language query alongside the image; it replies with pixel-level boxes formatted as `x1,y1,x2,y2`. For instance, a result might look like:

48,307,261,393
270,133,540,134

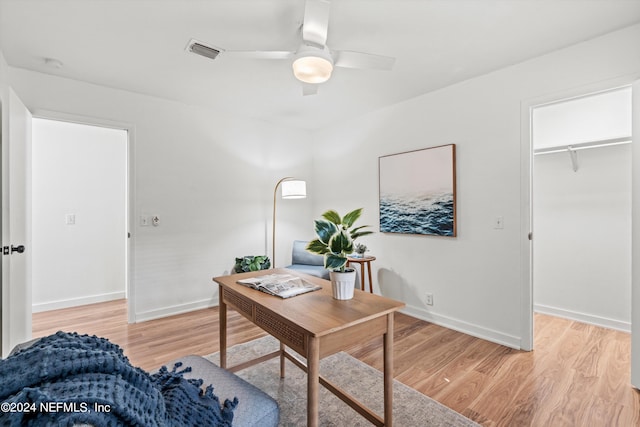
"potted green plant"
354,243,368,258
306,208,373,300
233,255,271,273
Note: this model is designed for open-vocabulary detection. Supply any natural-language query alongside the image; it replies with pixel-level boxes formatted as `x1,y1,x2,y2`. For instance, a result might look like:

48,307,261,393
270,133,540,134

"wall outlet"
426,293,434,306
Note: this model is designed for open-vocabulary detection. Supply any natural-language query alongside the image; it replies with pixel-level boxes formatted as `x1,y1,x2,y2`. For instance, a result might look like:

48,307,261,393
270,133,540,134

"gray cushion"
291,240,324,266
8,338,40,356
170,355,279,427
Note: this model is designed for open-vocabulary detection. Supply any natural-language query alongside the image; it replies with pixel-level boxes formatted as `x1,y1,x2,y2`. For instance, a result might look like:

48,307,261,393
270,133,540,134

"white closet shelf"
534,136,631,155
534,136,631,172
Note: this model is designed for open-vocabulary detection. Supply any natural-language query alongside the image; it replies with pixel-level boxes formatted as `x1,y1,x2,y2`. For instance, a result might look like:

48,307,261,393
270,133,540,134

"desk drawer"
255,305,306,355
223,288,253,318
222,288,307,356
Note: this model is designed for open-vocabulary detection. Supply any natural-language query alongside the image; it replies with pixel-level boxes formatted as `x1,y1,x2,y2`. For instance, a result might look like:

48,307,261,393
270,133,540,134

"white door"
1,88,32,357
632,80,640,389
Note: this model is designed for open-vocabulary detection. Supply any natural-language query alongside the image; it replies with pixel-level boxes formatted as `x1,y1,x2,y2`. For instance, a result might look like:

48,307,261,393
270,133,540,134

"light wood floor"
33,299,640,426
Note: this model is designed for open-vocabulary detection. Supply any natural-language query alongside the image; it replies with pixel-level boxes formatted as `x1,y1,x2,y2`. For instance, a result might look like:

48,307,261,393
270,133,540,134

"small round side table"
347,256,377,293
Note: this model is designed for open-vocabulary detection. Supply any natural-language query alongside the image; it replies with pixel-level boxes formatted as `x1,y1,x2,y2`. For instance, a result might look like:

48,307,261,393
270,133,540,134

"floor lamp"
272,177,306,268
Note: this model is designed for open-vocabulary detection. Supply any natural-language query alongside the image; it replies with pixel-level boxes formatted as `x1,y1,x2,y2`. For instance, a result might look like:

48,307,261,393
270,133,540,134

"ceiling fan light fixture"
292,47,333,84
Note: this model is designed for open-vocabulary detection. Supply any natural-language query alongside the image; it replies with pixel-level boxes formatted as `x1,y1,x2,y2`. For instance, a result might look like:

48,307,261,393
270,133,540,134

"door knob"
11,245,25,254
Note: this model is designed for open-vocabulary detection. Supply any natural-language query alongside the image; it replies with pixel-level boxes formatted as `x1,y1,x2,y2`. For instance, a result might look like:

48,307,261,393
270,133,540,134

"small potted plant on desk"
306,208,373,300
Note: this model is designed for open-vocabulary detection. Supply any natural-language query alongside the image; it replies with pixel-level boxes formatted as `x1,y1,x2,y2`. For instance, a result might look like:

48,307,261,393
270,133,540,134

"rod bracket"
567,146,579,172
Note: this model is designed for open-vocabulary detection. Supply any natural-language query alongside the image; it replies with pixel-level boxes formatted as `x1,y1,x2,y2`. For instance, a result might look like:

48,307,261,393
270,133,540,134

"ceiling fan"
187,0,396,95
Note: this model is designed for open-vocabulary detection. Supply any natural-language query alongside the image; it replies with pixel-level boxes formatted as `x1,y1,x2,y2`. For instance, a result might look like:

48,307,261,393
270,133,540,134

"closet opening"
532,86,632,332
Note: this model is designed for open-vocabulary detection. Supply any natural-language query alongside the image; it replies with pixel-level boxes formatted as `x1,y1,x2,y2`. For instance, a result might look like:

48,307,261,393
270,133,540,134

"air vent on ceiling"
186,39,222,60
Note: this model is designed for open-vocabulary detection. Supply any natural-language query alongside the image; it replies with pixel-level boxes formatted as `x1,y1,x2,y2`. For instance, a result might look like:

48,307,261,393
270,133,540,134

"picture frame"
378,144,457,237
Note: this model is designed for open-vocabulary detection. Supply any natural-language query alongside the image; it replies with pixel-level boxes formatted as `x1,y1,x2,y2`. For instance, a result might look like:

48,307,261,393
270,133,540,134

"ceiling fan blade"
302,0,330,47
221,51,294,60
302,83,319,96
334,51,396,70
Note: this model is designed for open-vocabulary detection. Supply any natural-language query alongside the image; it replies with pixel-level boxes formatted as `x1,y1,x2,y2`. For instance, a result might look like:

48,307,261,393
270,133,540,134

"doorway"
523,79,639,388
531,87,632,332
31,118,128,313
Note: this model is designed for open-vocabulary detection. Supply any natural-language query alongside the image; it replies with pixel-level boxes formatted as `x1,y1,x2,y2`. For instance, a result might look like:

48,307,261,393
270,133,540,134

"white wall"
31,118,127,312
7,69,314,321
533,145,631,331
310,24,640,348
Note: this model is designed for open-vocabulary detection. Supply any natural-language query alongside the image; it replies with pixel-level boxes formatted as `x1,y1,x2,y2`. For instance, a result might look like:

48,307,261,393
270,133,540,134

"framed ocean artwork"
378,144,457,237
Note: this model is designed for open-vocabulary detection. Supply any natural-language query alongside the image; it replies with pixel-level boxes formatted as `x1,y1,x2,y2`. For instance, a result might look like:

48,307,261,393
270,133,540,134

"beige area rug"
207,336,480,427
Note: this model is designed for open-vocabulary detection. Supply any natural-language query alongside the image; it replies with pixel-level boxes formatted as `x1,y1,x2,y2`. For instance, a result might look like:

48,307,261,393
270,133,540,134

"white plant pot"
330,269,357,300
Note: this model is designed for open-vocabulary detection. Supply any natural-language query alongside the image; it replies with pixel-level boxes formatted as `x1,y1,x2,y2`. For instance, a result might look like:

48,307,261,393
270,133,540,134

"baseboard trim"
134,297,219,323
402,304,522,350
32,291,126,313
534,304,631,333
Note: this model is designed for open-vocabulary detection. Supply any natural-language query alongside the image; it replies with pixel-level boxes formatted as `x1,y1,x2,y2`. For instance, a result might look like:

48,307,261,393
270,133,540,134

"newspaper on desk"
236,273,321,298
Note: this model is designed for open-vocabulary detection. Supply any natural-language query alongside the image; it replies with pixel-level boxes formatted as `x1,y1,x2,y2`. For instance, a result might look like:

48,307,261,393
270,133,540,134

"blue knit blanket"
0,331,237,426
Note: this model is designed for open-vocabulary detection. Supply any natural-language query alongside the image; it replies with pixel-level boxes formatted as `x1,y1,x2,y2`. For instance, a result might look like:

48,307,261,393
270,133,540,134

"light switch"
65,214,76,225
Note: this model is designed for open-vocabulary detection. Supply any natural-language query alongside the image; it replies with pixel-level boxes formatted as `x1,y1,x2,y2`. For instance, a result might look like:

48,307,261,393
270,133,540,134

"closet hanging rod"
534,136,631,155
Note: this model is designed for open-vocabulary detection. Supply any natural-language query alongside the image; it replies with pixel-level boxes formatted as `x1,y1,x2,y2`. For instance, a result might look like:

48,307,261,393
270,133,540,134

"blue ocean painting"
379,144,456,236
380,191,455,236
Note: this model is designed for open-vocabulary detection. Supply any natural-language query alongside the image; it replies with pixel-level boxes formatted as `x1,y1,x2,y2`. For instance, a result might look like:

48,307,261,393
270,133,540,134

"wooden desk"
213,268,405,427
347,256,377,293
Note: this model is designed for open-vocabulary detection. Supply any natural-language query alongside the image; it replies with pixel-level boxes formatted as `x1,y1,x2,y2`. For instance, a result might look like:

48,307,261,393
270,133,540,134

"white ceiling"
1,0,640,130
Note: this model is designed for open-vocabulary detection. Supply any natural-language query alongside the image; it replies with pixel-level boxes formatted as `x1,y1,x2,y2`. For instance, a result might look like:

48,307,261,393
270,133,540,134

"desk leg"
219,285,227,369
360,262,365,291
367,261,374,293
280,341,286,378
307,336,320,427
384,313,394,426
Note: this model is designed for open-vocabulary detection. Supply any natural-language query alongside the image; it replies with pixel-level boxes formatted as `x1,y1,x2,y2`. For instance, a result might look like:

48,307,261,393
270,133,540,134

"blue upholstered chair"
285,240,360,287
7,340,279,427
285,240,330,279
